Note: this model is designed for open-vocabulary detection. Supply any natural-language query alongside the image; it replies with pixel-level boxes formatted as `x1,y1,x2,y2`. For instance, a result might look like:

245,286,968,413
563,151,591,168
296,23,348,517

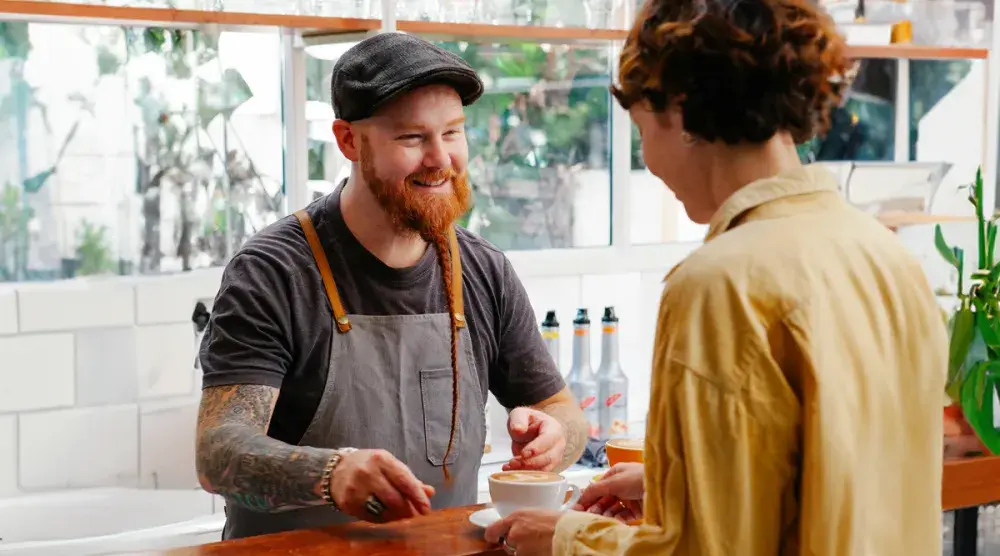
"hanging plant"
935,167,1000,455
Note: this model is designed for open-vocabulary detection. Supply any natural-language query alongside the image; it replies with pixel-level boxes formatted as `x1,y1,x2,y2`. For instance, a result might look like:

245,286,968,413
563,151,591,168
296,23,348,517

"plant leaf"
947,309,976,402
976,311,1000,352
935,225,960,267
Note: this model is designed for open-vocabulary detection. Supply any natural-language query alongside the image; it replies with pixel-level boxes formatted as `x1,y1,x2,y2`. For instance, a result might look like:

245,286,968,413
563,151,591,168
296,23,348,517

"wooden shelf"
846,43,989,60
943,455,1000,510
392,20,627,42
877,212,977,228
0,2,991,57
0,1,379,34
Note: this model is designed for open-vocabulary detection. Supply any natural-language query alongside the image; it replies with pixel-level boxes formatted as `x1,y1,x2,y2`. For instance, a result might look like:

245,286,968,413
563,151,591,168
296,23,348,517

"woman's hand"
573,462,645,522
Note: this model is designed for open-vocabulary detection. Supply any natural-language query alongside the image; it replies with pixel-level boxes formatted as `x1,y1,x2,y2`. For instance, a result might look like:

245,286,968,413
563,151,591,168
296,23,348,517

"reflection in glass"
0,23,284,282
909,59,973,160
306,40,613,251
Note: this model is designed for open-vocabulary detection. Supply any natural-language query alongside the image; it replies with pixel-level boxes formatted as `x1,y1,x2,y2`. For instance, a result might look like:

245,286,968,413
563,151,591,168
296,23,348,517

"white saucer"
469,507,501,528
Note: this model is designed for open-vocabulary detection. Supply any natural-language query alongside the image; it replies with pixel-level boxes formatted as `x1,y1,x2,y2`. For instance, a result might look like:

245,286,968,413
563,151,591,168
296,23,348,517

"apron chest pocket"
419,367,462,466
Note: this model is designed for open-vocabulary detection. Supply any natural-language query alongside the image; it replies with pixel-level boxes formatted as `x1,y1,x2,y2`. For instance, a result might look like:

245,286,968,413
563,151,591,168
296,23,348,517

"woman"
484,0,949,553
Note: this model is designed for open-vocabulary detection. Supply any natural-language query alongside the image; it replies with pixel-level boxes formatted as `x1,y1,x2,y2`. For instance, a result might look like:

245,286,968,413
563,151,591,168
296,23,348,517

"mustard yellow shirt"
554,165,947,555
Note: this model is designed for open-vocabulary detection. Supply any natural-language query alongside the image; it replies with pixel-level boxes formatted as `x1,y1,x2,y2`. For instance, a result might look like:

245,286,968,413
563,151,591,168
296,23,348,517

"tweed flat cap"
330,32,485,122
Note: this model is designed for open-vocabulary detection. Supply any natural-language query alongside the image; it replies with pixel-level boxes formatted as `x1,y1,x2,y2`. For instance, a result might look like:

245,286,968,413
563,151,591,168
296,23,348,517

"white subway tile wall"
0,333,76,412
139,399,201,490
19,404,139,490
0,225,962,499
0,415,17,497
0,288,17,335
17,279,134,333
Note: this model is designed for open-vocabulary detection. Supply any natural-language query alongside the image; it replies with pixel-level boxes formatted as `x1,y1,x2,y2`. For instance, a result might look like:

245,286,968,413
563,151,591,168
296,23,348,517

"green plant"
75,220,115,276
935,167,1000,454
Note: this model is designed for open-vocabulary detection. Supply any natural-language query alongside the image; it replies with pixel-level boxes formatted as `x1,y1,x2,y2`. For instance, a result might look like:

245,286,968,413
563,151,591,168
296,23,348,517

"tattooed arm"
195,384,335,513
532,387,588,472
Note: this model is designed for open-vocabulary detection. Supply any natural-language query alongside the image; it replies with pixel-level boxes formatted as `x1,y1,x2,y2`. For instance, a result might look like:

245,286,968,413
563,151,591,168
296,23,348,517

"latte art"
490,470,562,483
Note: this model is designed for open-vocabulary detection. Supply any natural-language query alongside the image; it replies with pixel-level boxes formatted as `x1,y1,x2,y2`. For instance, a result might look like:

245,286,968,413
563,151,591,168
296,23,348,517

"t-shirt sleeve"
199,253,295,389
489,257,566,408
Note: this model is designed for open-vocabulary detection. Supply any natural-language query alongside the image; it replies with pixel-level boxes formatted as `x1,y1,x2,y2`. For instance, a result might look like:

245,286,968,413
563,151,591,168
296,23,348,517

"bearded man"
193,32,587,541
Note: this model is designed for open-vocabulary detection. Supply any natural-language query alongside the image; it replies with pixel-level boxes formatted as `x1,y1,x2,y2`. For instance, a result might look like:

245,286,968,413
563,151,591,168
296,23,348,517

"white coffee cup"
488,470,582,518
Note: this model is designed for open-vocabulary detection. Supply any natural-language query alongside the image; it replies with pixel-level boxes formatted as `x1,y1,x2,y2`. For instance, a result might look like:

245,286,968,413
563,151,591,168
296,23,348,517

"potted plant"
935,167,1000,456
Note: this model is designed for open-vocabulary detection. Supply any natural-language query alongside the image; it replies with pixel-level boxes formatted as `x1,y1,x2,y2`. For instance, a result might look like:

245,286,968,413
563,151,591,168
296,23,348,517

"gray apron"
223,209,487,539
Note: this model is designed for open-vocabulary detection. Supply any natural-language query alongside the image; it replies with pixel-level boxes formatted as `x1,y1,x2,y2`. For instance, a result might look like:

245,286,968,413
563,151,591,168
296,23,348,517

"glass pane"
0,22,285,282
629,58,897,245
798,59,897,163
910,59,974,162
305,39,613,251
402,0,627,28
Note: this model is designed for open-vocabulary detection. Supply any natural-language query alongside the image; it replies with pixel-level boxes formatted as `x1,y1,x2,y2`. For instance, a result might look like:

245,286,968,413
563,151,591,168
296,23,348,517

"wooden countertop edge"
943,455,1000,510
0,1,991,58
167,457,999,554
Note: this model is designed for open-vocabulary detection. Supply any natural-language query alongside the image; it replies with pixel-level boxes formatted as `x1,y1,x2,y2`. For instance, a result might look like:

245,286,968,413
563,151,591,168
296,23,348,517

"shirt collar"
704,164,839,241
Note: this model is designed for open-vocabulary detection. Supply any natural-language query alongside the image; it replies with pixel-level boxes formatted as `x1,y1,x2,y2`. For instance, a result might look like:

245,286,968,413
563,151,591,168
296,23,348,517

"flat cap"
331,32,485,122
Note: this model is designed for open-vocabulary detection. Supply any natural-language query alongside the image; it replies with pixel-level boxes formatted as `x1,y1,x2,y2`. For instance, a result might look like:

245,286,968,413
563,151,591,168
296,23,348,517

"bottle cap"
542,310,559,327
602,306,618,323
573,308,590,325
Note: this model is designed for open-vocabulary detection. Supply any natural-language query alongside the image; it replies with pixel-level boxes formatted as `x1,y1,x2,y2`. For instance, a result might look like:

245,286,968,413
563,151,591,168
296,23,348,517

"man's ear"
332,119,359,162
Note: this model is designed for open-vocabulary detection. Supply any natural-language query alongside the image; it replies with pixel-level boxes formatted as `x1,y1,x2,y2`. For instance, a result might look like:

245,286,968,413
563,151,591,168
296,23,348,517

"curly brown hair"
613,0,854,144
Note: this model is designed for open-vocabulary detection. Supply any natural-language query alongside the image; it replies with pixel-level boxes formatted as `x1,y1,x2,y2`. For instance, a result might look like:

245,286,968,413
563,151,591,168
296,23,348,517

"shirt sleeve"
199,253,296,389
553,274,798,555
489,256,566,408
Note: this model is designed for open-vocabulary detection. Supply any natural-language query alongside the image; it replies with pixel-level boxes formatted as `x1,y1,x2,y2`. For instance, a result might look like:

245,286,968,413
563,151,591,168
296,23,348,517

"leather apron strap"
293,209,466,330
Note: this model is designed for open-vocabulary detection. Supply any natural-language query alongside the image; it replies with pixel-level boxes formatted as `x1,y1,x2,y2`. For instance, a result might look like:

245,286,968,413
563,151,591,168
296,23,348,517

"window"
305,39,613,251
628,58,900,245
0,23,285,282
395,0,624,28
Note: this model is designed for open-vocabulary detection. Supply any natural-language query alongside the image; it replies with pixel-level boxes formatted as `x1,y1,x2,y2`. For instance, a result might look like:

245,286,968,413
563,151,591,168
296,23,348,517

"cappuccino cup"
605,436,644,467
488,470,582,518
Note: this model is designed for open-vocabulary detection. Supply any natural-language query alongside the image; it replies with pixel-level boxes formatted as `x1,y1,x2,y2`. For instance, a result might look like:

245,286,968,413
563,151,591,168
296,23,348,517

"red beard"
360,137,471,242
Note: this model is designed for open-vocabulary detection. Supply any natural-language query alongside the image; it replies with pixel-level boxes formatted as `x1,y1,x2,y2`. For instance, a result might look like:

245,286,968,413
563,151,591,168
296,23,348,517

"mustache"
406,169,457,185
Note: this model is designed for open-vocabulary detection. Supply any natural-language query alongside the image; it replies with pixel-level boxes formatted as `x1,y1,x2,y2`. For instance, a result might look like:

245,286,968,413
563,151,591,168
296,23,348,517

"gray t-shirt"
199,184,565,445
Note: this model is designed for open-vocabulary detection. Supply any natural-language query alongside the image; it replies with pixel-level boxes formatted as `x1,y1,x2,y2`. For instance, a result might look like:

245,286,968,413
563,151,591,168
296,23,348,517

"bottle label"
542,330,559,340
580,395,597,410
603,391,629,440
574,328,588,336
601,325,616,334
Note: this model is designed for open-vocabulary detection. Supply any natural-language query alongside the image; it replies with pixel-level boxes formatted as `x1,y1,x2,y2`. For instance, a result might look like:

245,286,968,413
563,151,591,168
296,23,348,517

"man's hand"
504,407,566,472
574,462,645,523
329,449,436,522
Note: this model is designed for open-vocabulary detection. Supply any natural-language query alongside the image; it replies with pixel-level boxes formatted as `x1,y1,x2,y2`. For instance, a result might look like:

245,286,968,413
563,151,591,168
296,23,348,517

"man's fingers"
377,452,432,513
508,407,531,434
519,419,559,459
364,475,412,521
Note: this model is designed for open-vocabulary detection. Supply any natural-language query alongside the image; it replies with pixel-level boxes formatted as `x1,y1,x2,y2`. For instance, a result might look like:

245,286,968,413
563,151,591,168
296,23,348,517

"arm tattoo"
539,402,588,472
195,384,335,513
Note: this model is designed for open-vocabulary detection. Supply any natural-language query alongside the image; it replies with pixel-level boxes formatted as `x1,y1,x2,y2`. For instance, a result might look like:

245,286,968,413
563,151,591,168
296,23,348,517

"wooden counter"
164,456,1000,555
164,504,503,556
943,454,1000,510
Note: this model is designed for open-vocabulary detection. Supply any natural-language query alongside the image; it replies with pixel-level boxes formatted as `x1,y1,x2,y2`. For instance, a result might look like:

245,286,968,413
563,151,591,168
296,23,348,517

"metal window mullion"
609,39,631,249
380,0,396,32
893,58,910,162
280,27,309,215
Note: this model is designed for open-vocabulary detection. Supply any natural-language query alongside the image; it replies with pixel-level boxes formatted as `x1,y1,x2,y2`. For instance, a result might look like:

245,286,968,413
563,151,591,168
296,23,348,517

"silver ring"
502,536,517,555
364,494,385,518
